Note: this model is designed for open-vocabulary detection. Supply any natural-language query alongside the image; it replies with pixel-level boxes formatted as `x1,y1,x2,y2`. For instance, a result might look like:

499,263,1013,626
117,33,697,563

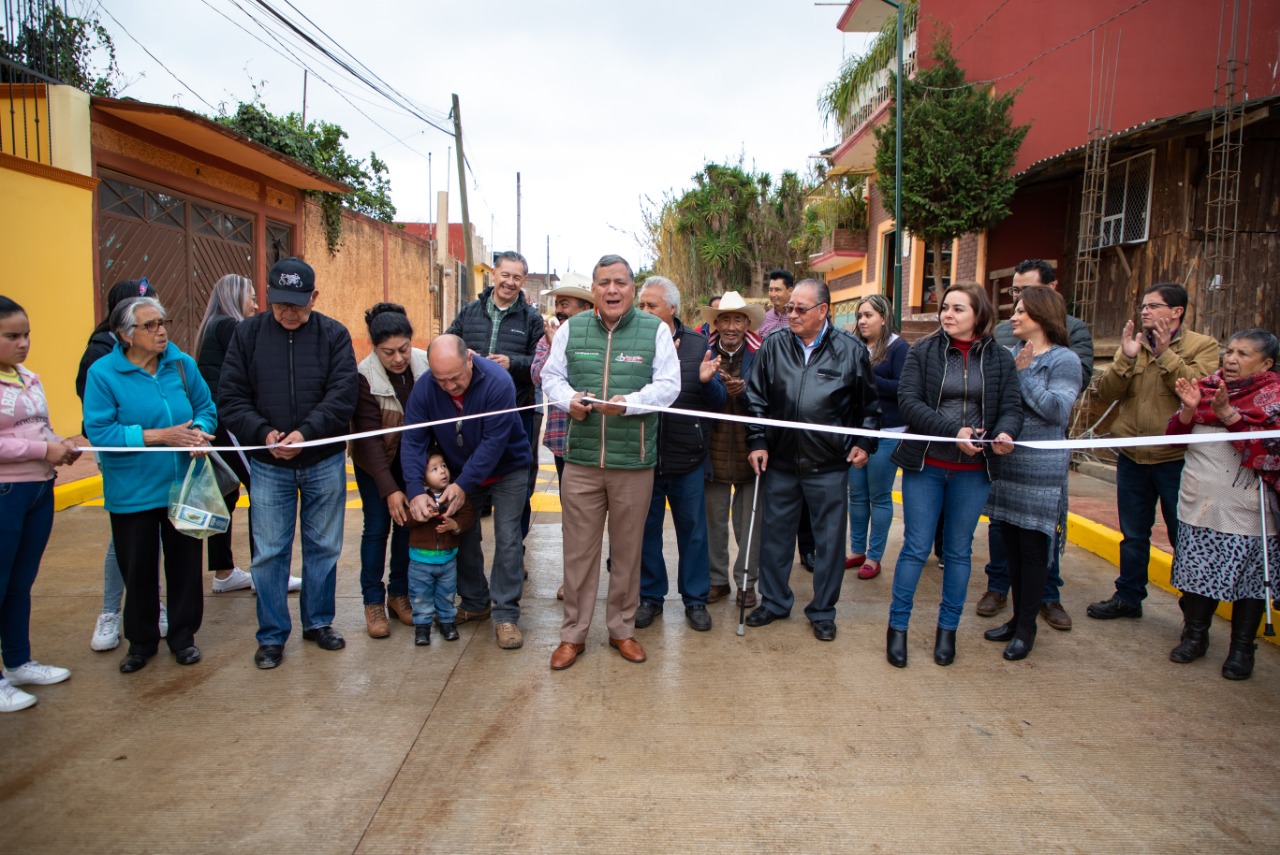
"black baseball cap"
267,257,315,306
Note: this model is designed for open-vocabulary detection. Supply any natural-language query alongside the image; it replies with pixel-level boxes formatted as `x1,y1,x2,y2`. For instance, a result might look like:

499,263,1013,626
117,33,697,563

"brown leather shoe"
707,584,731,604
735,587,758,609
364,603,390,638
549,642,585,670
556,585,564,601
495,621,524,649
975,591,1008,617
1040,601,1073,630
609,636,647,663
386,594,414,626
455,604,491,624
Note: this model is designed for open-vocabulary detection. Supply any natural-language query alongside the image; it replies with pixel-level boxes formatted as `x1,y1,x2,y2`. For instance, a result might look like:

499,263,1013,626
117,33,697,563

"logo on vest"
571,351,602,360
613,353,645,364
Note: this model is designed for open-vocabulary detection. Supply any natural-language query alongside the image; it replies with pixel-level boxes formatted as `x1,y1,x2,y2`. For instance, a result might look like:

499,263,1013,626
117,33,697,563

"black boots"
1170,592,1218,663
934,627,956,666
1222,598,1264,680
886,627,907,668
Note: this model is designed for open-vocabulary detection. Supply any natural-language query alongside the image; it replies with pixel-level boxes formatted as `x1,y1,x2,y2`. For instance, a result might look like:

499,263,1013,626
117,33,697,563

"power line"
957,0,1013,48
919,0,1154,92
95,2,218,112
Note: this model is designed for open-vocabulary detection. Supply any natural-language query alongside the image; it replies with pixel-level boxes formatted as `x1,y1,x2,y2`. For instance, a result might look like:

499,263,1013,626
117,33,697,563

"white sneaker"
159,602,169,638
91,612,121,651
0,678,37,712
250,574,303,594
3,660,71,686
212,567,253,593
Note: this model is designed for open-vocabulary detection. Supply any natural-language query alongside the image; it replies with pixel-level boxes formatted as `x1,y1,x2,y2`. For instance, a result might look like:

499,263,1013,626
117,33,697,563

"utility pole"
546,235,550,290
427,152,432,226
516,172,522,254
452,94,475,303
301,69,308,126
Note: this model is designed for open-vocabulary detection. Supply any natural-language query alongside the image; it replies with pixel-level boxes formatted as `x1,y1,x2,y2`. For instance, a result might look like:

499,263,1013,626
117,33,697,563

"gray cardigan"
984,344,1082,541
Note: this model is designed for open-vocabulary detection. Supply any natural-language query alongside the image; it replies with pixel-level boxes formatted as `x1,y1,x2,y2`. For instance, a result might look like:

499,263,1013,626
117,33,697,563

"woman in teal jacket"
84,297,217,674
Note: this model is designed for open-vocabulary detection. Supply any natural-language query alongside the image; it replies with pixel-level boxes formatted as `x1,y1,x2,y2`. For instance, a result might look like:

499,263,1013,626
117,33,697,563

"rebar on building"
1201,0,1251,341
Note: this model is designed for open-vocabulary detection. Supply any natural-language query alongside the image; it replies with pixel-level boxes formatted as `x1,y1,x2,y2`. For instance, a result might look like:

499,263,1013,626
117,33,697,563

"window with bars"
1098,151,1154,247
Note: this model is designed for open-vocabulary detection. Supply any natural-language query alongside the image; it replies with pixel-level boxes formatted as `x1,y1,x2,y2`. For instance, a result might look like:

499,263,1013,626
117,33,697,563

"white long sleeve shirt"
541,312,680,416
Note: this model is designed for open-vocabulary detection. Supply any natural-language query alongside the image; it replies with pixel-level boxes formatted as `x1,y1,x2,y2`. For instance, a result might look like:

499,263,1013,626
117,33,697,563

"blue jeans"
890,465,991,631
249,454,346,646
0,479,54,669
848,437,899,562
409,557,458,625
353,465,408,605
456,467,526,623
1115,454,1183,606
640,467,712,607
983,521,1063,602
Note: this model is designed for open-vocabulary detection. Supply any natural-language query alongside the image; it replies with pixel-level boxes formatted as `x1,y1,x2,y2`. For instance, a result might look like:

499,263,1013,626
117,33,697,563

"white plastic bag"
167,456,232,539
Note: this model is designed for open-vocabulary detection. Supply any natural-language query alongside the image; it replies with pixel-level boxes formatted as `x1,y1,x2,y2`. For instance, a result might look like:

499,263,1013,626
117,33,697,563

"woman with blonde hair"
847,294,908,580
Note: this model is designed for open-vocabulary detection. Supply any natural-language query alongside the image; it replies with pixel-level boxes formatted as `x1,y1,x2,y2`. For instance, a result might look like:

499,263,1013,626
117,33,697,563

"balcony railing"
839,27,918,141
1,57,56,166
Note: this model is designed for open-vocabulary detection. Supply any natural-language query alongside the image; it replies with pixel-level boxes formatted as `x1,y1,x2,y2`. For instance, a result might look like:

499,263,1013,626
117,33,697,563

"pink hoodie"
0,365,61,482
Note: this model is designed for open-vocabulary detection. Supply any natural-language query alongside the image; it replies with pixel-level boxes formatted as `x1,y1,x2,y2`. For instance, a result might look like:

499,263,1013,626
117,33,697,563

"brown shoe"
735,587,758,609
609,636,647,663
975,591,1008,617
707,584,731,604
495,621,524,649
364,603,390,638
386,594,414,626
556,585,564,601
455,604,491,624
1040,601,1073,631
550,641,585,670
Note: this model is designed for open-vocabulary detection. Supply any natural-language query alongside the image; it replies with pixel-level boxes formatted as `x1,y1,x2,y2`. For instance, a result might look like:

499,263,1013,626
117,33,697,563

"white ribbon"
77,397,1280,453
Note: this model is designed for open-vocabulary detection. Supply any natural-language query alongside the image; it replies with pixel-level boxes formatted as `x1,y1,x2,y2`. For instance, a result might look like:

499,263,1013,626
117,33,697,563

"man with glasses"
743,280,881,642
1088,282,1218,620
219,257,359,669
400,334,534,650
975,259,1094,630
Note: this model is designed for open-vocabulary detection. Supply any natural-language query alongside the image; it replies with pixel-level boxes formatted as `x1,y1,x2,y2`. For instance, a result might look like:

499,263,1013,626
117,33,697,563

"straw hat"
541,271,594,303
700,291,765,331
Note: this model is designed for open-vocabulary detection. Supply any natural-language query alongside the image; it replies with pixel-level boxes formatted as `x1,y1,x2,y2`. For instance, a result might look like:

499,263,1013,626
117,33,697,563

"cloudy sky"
92,0,873,277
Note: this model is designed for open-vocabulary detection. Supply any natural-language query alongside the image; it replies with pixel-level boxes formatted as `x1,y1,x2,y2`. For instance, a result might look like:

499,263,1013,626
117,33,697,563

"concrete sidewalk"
3,453,1279,852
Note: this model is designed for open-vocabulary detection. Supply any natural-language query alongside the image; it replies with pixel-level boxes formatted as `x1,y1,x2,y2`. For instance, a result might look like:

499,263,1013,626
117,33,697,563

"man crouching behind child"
407,451,475,645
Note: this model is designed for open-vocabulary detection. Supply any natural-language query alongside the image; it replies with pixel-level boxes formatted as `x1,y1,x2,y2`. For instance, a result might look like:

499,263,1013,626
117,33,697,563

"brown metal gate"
97,171,256,354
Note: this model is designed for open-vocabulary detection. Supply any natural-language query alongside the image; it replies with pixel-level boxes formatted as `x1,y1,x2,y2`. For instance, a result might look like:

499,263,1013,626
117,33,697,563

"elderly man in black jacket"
743,279,881,641
445,250,545,579
634,277,726,632
219,258,359,670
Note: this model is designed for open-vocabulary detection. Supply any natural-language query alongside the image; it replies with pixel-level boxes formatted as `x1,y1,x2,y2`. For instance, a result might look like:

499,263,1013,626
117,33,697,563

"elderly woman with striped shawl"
1167,328,1280,681
980,287,1081,661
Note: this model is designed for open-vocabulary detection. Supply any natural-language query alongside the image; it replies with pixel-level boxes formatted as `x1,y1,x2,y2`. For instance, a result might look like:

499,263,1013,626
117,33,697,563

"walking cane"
1260,478,1276,637
738,471,763,637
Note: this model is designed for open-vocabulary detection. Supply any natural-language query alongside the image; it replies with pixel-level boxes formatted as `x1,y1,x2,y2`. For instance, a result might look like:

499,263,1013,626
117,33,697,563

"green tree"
873,34,1029,294
643,159,811,311
0,0,121,95
219,97,396,255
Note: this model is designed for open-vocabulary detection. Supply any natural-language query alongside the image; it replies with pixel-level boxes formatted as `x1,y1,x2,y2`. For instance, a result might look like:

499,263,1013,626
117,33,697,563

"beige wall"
301,202,435,359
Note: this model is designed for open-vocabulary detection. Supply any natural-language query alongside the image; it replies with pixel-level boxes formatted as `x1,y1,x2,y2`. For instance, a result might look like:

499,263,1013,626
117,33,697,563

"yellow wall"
0,161,96,437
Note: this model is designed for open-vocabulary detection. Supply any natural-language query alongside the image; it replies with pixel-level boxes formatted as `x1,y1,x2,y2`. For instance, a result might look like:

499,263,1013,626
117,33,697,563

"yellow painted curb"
54,475,103,511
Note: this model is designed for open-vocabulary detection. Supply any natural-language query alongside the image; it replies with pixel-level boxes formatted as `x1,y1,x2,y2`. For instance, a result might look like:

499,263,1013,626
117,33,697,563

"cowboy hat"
541,271,595,303
700,291,765,331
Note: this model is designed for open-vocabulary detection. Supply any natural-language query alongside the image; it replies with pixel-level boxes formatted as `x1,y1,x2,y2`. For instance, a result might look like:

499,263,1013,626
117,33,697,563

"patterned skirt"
1170,522,1280,601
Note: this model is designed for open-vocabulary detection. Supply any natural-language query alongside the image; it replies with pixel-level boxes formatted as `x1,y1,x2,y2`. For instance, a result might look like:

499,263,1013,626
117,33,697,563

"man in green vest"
540,255,681,670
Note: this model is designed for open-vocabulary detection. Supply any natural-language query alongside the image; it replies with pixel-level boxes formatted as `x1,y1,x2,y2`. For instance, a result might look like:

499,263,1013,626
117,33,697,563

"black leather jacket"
745,323,881,475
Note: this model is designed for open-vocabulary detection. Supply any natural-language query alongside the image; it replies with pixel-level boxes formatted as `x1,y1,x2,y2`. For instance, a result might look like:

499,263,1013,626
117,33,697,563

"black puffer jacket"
891,331,1023,478
196,315,238,405
656,320,725,477
745,324,881,475
445,287,545,407
218,310,359,469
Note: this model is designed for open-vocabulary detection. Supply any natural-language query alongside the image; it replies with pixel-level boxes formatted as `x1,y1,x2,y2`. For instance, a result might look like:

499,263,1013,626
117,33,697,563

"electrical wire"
94,2,218,112
918,0,1154,92
956,0,1013,48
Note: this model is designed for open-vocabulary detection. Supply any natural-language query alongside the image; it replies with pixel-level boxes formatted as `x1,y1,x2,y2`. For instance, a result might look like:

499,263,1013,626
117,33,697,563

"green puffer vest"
563,308,660,469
